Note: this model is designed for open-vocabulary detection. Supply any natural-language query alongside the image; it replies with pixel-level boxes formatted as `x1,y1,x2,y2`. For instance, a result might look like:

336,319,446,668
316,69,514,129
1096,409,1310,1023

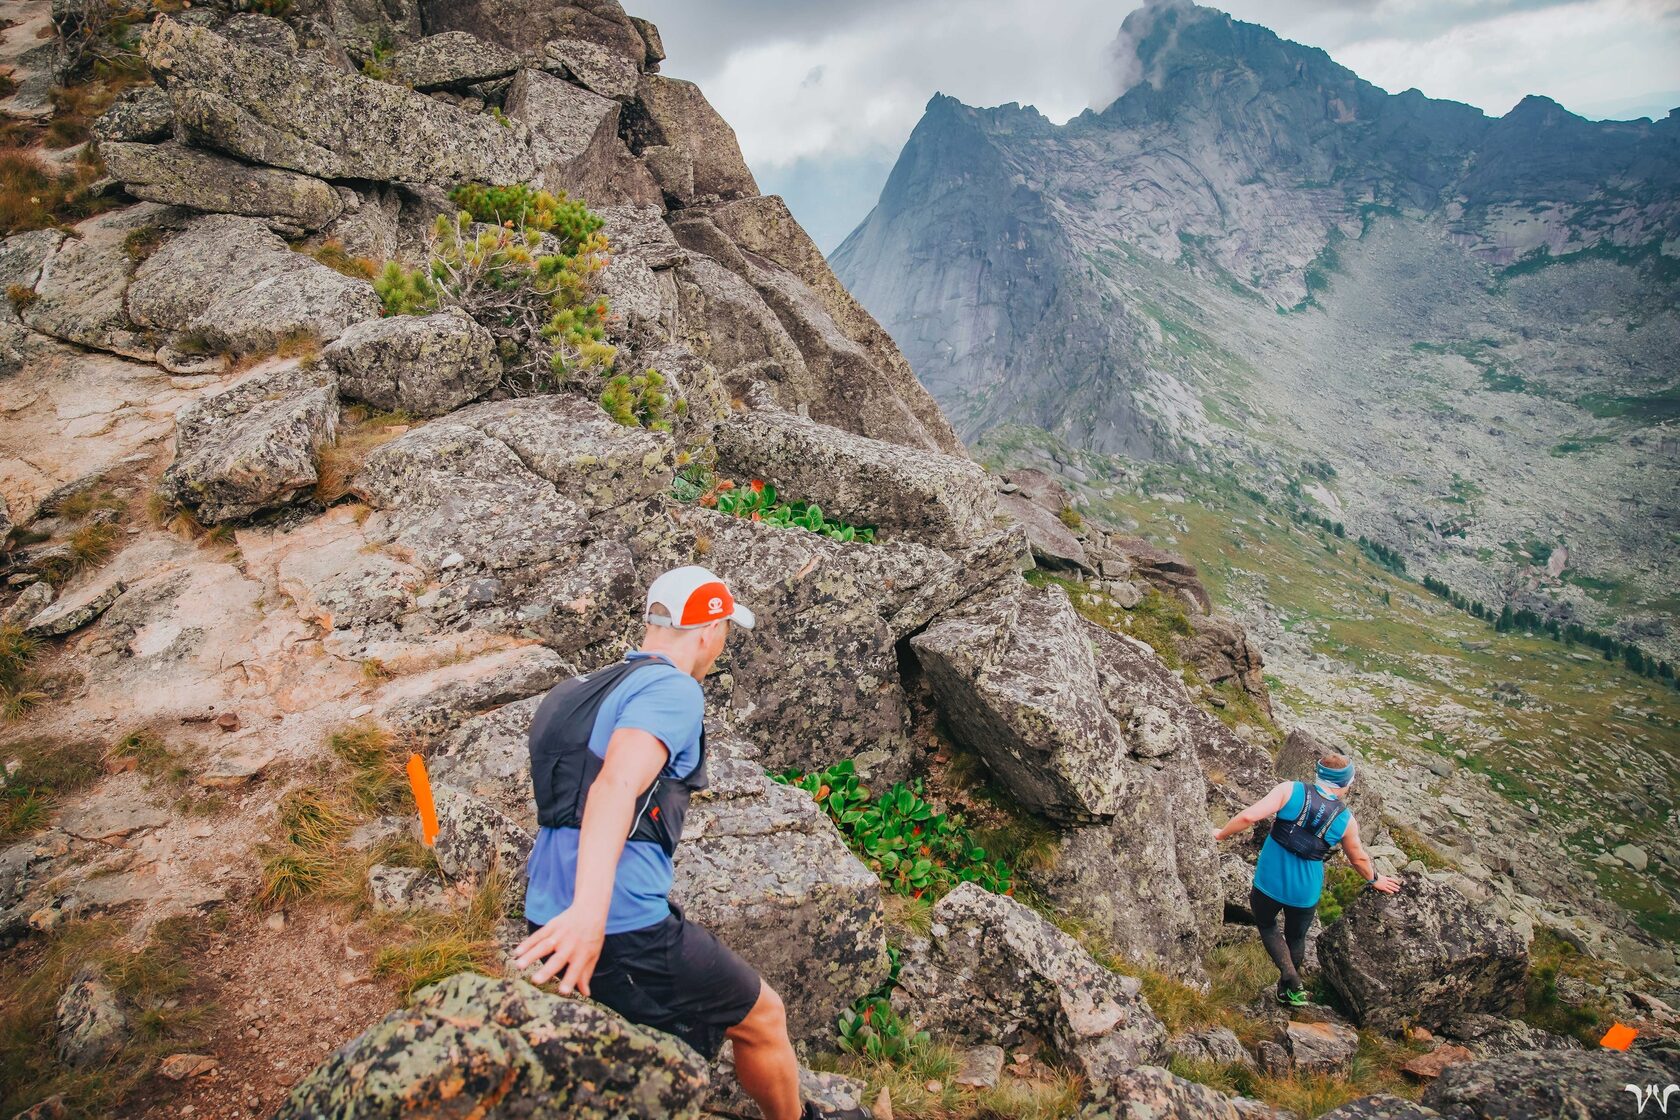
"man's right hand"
514,907,605,996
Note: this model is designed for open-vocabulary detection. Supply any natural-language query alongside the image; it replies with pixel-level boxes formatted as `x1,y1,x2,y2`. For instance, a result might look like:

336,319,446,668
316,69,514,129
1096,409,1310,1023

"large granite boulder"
322,309,501,416
385,30,523,91
1107,534,1213,614
91,84,174,143
635,75,758,201
99,141,343,234
1319,872,1528,1033
909,583,1136,823
506,68,661,207
420,0,648,63
545,37,641,100
645,504,1023,779
128,213,381,352
895,882,1168,1082
672,749,889,1042
21,206,160,360
1179,614,1272,716
711,408,998,547
911,582,1225,976
140,18,536,186
159,362,338,524
275,971,711,1119
1421,1042,1680,1120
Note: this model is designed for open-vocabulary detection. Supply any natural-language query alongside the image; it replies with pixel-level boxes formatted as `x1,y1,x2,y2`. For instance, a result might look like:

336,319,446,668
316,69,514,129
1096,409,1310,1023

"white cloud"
636,0,1680,173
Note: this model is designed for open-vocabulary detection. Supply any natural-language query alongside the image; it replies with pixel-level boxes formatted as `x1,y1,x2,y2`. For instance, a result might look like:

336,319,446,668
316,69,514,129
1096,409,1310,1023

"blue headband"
1317,759,1355,787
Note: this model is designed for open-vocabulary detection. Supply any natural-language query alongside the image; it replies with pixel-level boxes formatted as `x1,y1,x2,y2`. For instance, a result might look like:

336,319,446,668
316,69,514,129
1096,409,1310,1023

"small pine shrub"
1058,506,1084,530
599,368,675,431
447,184,602,251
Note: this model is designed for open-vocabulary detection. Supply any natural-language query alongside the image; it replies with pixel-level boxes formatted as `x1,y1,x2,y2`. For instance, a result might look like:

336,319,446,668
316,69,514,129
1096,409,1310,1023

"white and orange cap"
644,565,755,630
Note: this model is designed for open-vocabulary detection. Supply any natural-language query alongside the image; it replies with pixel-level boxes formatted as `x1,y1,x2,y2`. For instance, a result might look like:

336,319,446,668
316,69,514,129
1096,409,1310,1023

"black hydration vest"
527,658,708,857
1268,782,1350,863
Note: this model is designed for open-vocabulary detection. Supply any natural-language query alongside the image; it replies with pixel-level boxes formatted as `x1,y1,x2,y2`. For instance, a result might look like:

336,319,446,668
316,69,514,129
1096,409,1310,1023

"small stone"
215,712,241,731
924,1080,942,1093
158,1053,219,1080
348,704,373,719
335,970,359,988
954,1043,1005,1089
1612,843,1648,871
29,906,63,932
265,911,286,932
56,968,128,1068
1401,1043,1476,1081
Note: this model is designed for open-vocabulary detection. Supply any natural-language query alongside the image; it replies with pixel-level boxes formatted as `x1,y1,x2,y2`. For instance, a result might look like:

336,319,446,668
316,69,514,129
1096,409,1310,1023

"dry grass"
43,77,136,149
55,488,123,522
0,914,213,1117
0,145,118,235
5,282,36,313
815,1043,1083,1120
371,870,511,1001
315,407,413,504
0,626,51,725
297,238,377,280
328,722,411,817
66,520,119,571
120,224,164,263
0,736,104,841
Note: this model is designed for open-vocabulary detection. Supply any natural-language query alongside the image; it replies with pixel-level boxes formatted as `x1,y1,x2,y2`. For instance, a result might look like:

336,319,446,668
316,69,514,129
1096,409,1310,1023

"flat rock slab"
27,578,125,637
100,141,342,233
712,407,998,547
58,796,169,841
386,31,522,91
544,37,640,100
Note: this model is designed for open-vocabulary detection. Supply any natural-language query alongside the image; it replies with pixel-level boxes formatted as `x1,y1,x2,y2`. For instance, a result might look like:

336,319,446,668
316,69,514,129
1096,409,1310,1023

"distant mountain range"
832,1,1680,658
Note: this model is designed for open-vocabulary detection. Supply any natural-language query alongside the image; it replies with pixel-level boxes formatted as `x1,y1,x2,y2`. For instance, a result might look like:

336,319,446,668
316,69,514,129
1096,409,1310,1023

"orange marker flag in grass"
1600,1022,1638,1051
407,752,439,847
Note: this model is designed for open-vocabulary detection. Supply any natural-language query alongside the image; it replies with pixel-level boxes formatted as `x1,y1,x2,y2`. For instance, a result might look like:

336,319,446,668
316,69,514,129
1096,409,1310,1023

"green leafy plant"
680,474,878,543
373,199,613,394
837,995,928,1064
777,760,1011,899
600,368,680,431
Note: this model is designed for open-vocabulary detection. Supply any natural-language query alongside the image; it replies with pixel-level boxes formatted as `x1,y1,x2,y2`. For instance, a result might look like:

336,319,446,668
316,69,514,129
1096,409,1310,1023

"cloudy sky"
630,0,1680,251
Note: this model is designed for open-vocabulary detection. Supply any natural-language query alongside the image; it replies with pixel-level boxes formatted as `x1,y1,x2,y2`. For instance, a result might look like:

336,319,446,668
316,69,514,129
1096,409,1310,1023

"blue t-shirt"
1253,782,1352,909
524,651,704,934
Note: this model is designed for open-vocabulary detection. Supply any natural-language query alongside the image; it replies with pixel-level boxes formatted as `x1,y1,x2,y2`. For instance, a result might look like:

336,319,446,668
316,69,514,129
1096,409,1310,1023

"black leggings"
1251,887,1315,991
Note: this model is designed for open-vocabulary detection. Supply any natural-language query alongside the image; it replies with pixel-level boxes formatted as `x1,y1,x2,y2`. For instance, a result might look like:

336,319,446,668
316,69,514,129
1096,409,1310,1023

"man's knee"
729,981,789,1045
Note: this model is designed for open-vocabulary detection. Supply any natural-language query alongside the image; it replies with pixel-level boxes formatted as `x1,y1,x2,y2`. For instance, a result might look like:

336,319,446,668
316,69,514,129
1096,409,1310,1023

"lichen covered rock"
160,362,338,524
896,882,1168,1082
274,971,711,1119
1319,872,1528,1033
100,141,343,233
322,308,501,417
711,407,999,547
1421,1042,1680,1120
385,30,522,91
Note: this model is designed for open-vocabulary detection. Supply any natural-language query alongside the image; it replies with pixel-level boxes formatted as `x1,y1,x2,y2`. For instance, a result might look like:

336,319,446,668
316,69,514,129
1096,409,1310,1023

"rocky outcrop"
276,971,712,1119
159,362,338,524
128,213,381,352
322,309,501,417
672,750,889,1040
100,142,343,234
420,0,647,63
139,18,536,186
1320,872,1528,1033
1319,1099,1442,1120
896,883,1167,1081
385,31,522,91
910,582,1224,976
1421,1042,1680,1120
711,408,999,546
634,75,757,201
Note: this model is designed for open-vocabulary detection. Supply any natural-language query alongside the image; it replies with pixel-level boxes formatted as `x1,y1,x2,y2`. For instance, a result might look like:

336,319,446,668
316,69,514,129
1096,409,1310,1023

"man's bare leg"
725,982,803,1120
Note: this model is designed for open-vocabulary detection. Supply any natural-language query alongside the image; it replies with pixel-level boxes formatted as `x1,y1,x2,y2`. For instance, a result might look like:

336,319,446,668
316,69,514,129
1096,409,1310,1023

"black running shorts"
528,905,762,1059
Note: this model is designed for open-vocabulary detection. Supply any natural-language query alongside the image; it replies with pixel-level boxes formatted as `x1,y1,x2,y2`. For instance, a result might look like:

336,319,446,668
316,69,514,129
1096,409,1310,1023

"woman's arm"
1212,781,1295,842
1339,816,1401,893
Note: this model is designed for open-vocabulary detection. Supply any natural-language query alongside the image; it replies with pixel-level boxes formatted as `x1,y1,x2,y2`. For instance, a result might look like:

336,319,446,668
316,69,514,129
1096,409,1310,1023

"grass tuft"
328,723,411,817
0,626,51,725
0,737,105,841
314,407,413,505
371,870,510,1001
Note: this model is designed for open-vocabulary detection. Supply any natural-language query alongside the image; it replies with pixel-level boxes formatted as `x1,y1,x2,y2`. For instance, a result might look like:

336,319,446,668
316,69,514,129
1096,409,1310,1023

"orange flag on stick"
1600,1022,1638,1051
407,752,439,847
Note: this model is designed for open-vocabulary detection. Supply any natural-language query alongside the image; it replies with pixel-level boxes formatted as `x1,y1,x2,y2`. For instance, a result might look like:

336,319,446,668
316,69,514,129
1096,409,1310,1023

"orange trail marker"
407,753,439,847
1600,1022,1638,1051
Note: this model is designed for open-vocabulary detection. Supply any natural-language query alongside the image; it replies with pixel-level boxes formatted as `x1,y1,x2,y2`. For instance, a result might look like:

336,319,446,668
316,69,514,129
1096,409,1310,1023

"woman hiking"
1213,753,1401,1006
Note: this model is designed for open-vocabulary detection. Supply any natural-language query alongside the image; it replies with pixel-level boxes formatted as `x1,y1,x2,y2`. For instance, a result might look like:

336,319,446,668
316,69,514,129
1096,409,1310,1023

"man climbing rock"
1213,754,1400,1006
514,566,863,1120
